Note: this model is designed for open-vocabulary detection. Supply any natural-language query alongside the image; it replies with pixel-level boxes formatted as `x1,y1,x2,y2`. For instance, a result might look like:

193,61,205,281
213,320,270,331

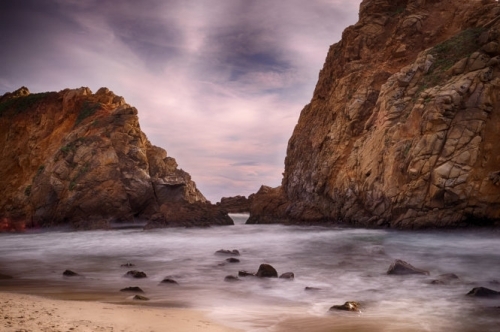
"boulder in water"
160,278,179,285
256,264,278,278
467,287,500,297
215,249,240,256
124,270,147,278
330,301,360,312
120,263,135,267
120,287,144,293
0,273,13,280
133,295,149,301
279,272,295,280
430,273,459,285
62,269,82,277
238,270,255,277
226,257,240,263
387,259,429,275
224,275,240,282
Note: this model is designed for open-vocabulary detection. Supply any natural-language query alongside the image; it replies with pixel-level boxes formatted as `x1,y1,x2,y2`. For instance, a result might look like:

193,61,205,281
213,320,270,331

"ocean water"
0,214,499,331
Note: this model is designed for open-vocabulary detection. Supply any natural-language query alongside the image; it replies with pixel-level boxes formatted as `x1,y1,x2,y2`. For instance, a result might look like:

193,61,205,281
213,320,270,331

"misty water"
0,214,499,331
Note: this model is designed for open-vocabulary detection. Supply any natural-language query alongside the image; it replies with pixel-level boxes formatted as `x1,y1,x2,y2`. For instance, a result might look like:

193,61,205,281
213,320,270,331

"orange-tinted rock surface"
250,0,500,228
0,87,232,229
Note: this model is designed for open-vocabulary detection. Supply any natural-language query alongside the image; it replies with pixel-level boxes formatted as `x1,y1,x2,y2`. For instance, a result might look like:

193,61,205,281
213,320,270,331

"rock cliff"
249,0,500,228
0,87,232,230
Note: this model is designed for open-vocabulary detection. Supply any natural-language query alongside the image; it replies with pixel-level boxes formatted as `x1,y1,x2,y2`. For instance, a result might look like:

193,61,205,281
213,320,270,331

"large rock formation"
250,0,500,228
0,87,232,229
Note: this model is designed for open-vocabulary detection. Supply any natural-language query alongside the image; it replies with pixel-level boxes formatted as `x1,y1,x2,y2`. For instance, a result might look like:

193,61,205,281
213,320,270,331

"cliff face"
250,0,500,228
0,87,232,230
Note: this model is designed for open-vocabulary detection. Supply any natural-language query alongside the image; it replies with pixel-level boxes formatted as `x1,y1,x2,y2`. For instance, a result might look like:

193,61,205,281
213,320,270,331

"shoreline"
0,291,241,332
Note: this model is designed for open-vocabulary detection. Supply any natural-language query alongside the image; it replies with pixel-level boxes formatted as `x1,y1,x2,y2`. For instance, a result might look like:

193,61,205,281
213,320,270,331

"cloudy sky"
0,0,360,202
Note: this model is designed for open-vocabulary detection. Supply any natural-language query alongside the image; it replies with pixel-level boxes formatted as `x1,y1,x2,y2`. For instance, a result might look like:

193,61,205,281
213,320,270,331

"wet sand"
0,291,240,332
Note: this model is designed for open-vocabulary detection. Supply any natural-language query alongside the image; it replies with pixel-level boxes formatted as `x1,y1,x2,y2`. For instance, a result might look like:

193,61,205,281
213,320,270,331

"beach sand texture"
0,292,240,332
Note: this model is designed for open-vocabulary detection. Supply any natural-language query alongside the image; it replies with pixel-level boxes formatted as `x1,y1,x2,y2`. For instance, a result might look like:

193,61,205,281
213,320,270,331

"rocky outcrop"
250,0,500,228
246,186,290,224
144,201,233,228
0,87,232,230
216,195,251,213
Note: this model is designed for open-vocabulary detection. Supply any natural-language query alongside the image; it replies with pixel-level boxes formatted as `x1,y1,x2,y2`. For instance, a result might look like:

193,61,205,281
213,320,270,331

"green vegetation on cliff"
0,92,54,117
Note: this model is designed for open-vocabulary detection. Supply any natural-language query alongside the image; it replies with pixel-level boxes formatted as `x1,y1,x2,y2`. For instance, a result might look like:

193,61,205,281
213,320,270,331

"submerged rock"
224,275,240,282
0,273,13,280
279,272,295,280
215,249,240,256
160,278,179,285
467,287,500,297
226,258,240,263
133,295,149,301
62,269,81,277
387,259,429,276
305,287,322,291
238,270,255,277
430,273,459,285
120,287,144,293
120,263,135,267
330,301,360,312
256,264,278,278
124,270,147,279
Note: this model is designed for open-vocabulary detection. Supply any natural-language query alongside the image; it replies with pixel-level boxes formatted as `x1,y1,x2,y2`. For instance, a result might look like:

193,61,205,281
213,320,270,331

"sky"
0,0,360,202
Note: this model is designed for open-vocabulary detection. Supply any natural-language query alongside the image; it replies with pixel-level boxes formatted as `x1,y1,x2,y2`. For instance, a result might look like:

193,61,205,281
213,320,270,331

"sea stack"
0,87,233,230
248,0,500,228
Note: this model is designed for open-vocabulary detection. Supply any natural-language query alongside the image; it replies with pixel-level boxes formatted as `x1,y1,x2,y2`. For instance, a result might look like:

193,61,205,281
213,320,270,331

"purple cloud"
0,0,360,201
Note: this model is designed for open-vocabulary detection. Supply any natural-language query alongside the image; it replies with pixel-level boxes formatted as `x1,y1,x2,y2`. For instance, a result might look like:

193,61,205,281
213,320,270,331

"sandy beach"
0,292,240,332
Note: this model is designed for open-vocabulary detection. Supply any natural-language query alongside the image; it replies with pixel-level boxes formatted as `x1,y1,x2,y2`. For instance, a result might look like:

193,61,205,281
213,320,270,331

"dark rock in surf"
279,272,295,280
120,263,135,267
238,270,255,277
215,249,240,256
226,258,240,263
124,270,147,278
224,275,240,282
120,287,144,293
329,301,360,312
305,287,322,291
387,259,429,275
467,287,500,297
62,269,81,277
0,273,13,280
430,273,459,285
160,278,179,285
133,295,149,301
256,264,278,278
